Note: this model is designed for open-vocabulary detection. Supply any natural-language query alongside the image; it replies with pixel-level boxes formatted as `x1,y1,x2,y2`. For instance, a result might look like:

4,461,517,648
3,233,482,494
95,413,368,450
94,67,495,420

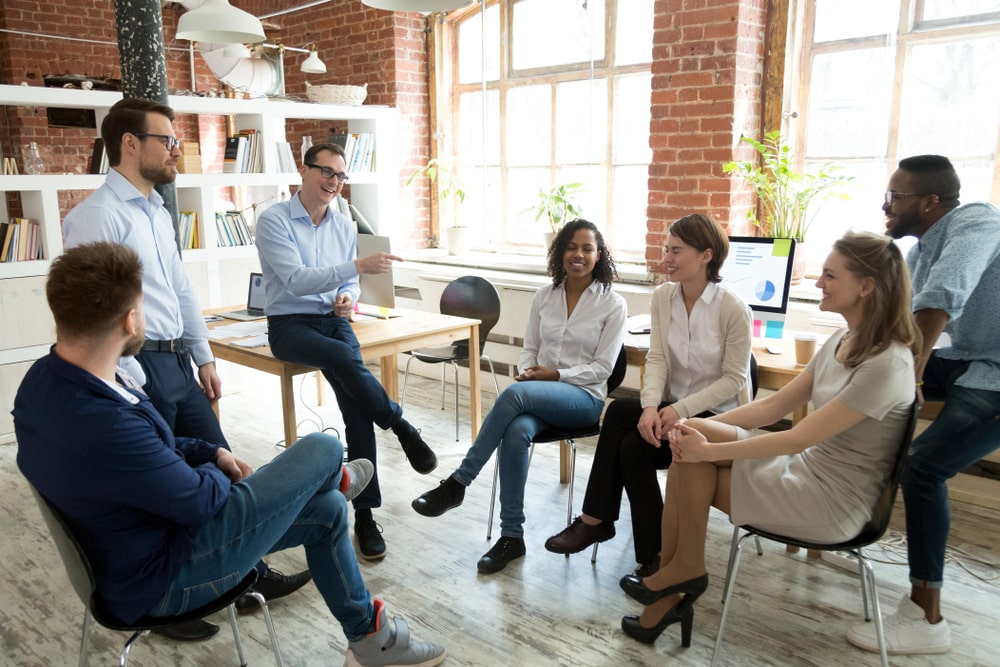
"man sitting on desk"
14,243,446,667
255,142,437,562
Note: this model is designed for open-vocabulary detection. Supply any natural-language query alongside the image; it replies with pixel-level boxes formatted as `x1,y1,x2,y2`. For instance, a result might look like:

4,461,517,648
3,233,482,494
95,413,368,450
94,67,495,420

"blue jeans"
150,432,374,640
268,314,403,510
903,353,1000,588
453,381,603,538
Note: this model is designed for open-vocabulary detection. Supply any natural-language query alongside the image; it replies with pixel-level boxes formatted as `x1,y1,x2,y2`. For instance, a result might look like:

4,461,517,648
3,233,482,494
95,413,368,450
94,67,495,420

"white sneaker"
342,459,375,503
846,594,951,655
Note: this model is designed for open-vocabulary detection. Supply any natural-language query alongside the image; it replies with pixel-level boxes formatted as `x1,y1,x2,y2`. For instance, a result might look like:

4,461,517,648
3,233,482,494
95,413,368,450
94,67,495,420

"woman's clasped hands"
667,419,711,463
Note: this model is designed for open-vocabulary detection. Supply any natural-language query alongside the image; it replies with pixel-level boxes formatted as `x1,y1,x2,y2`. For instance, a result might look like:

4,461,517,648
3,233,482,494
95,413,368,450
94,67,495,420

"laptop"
354,234,400,319
218,272,268,321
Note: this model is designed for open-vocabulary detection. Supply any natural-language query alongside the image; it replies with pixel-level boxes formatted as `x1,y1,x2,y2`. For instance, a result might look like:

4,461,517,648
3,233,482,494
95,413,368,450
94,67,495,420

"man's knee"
292,432,345,470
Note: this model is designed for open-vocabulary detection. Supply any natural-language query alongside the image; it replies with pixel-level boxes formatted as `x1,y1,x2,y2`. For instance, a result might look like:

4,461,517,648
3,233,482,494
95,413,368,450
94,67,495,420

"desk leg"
316,371,325,406
468,325,482,440
559,441,571,483
381,355,399,402
280,373,297,447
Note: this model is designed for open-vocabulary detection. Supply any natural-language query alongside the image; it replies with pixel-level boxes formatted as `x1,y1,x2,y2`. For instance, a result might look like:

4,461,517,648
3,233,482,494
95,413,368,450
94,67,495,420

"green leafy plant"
723,131,852,242
532,182,585,233
407,158,466,205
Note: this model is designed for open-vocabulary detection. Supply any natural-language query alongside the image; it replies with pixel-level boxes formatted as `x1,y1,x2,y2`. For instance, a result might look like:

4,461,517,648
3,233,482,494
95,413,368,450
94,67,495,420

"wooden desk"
207,308,482,447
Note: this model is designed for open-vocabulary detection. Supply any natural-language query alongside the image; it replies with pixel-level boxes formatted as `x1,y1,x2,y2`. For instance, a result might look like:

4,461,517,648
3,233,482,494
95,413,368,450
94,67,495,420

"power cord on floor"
271,373,341,448
860,530,1000,585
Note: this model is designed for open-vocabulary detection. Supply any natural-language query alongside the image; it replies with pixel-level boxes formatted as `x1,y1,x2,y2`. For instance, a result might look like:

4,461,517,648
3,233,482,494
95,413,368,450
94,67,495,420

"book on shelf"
222,136,247,174
0,218,41,262
0,221,13,261
215,211,253,247
274,141,298,173
88,139,107,175
236,128,261,173
179,210,200,250
329,132,349,151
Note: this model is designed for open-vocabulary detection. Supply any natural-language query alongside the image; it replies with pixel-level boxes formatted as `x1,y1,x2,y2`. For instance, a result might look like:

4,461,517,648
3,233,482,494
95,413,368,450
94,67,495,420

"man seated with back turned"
255,141,437,561
846,155,1000,655
14,242,446,667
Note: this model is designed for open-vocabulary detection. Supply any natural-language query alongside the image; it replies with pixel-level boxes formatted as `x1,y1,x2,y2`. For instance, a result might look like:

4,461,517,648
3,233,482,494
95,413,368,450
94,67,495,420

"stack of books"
176,142,202,174
214,210,254,247
222,129,262,174
329,132,376,173
178,211,200,250
0,218,42,262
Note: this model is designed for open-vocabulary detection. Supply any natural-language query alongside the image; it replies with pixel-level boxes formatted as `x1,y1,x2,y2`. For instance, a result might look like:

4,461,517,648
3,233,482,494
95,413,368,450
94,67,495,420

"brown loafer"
544,516,615,554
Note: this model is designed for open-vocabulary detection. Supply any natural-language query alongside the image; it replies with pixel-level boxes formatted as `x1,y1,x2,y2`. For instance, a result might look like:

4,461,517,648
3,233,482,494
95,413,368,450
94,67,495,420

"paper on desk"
208,321,268,340
229,333,270,348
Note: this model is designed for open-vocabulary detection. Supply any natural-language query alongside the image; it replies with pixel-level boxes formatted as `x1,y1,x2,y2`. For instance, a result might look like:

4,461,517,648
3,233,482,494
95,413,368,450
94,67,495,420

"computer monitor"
721,237,796,340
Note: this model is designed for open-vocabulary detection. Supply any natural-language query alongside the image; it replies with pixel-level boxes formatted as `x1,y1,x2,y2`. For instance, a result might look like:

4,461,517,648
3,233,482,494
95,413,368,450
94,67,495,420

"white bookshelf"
0,84,399,438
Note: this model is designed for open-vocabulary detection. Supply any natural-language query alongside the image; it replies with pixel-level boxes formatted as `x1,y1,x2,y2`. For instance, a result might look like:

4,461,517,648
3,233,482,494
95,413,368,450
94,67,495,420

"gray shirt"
907,201,1000,391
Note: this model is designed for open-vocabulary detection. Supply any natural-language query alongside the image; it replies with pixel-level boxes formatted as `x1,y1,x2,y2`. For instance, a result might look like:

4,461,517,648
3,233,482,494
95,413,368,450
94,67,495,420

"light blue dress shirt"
907,201,1000,390
254,192,361,316
62,169,213,370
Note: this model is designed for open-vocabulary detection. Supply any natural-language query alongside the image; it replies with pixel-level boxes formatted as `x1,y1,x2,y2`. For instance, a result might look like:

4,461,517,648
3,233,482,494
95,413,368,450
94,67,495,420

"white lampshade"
361,0,475,11
222,43,253,58
300,47,327,74
176,0,266,44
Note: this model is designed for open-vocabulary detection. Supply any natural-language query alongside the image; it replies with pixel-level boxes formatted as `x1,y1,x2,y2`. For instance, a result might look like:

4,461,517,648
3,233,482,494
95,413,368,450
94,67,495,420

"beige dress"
729,329,914,543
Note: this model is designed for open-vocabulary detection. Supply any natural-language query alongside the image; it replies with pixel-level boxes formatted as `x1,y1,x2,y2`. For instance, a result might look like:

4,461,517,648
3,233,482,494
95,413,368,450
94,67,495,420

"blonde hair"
832,231,921,367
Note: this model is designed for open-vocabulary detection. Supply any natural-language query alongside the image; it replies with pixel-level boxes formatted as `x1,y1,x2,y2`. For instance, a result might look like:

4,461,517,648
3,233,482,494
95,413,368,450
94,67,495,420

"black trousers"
581,397,710,565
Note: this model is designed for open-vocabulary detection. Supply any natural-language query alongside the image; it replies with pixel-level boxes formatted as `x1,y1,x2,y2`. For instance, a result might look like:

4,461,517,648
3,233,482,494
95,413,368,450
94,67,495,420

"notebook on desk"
217,272,267,321
354,234,401,319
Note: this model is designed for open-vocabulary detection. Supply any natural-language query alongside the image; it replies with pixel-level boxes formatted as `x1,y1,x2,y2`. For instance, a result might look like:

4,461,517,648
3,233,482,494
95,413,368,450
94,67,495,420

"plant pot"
543,231,558,250
445,226,472,256
791,242,806,285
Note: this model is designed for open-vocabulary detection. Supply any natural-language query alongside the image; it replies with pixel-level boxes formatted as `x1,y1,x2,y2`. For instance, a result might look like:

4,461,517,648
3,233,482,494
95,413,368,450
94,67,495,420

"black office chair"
29,484,284,667
712,400,920,667
400,276,502,440
485,345,629,549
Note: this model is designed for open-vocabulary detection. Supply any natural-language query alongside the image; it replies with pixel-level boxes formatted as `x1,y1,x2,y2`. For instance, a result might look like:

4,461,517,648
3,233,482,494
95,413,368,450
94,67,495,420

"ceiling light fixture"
300,44,327,74
360,0,475,12
176,0,266,45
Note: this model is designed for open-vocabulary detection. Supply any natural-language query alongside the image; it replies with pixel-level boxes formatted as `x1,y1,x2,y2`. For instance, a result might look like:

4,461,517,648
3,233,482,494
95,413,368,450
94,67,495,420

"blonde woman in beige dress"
618,231,921,647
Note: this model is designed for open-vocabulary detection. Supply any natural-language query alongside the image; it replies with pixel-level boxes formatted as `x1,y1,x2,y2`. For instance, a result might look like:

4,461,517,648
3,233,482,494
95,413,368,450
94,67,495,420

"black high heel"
619,572,708,606
621,601,695,646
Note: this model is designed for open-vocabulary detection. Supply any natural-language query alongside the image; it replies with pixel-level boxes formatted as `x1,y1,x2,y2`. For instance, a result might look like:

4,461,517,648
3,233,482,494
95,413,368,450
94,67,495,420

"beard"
886,209,922,240
139,160,177,186
122,331,145,357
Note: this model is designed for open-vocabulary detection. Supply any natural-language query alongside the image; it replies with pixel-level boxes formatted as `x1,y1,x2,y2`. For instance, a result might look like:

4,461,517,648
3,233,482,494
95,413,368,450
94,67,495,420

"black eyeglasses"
304,163,349,182
884,190,928,206
134,133,180,152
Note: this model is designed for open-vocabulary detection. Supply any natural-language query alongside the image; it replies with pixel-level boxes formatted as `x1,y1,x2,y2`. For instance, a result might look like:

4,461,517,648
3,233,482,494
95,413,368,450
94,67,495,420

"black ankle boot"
411,476,465,516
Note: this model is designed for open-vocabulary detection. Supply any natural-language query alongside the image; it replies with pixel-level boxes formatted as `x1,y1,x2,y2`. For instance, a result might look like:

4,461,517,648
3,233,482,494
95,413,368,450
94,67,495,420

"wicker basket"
305,82,368,106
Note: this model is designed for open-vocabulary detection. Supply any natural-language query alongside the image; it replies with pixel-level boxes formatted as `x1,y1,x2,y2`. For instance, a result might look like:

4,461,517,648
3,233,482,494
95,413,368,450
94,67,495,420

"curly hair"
546,219,618,291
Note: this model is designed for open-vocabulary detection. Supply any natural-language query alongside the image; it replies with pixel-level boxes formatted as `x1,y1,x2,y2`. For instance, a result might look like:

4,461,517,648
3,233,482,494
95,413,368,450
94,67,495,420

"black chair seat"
409,346,464,363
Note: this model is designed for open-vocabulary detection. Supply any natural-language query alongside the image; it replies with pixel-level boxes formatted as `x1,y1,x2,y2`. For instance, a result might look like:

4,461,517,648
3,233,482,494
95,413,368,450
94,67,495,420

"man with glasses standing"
255,142,437,562
846,155,1000,655
62,98,311,641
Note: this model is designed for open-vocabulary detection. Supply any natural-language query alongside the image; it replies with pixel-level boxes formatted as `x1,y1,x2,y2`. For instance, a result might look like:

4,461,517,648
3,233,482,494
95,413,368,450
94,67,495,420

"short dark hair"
668,213,729,283
897,155,961,204
546,218,618,291
47,242,143,340
303,142,346,166
102,97,175,167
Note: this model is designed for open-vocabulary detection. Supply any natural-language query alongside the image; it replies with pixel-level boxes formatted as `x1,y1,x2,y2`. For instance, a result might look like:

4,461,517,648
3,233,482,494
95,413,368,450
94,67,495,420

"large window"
792,0,1000,268
436,0,653,259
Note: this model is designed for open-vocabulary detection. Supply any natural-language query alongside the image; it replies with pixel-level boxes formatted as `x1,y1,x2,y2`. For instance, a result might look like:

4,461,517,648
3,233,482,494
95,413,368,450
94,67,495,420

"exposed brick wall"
647,0,766,277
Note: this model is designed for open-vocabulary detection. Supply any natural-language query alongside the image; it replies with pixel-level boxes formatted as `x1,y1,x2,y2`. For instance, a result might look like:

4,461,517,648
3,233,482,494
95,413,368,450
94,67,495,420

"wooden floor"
2,360,998,666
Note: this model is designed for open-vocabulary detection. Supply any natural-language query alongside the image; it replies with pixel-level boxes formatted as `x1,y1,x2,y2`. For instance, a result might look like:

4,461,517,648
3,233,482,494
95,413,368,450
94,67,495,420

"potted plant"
531,182,585,247
407,158,470,255
723,131,852,283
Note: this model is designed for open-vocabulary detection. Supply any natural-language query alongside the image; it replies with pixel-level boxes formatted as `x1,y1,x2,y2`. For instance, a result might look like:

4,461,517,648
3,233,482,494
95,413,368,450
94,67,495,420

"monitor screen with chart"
721,237,796,339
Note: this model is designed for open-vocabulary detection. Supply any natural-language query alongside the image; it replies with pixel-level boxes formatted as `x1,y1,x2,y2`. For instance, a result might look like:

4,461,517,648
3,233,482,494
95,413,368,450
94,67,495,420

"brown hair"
303,142,346,165
101,97,175,167
833,231,921,367
668,213,729,283
46,242,143,340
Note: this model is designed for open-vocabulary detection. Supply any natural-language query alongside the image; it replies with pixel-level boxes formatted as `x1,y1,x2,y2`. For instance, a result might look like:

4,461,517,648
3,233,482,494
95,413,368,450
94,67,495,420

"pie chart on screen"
755,280,776,302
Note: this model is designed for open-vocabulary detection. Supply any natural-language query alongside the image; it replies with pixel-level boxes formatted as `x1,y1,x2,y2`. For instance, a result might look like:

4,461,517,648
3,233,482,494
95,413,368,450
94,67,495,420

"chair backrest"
749,353,759,399
439,276,502,355
607,344,628,395
29,484,96,610
854,398,920,544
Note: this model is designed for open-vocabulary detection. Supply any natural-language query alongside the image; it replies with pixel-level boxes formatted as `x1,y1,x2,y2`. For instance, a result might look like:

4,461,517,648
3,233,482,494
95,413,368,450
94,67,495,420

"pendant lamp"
176,0,266,45
300,45,327,74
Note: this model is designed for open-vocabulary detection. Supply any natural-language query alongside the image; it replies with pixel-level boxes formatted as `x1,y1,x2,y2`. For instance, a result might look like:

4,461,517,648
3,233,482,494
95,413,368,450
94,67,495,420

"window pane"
813,0,900,42
922,0,1000,21
897,37,1000,158
806,49,893,158
505,86,552,166
458,89,500,166
512,0,605,70
459,165,500,249
458,3,500,84
506,166,552,246
555,78,608,165
802,161,885,269
559,164,606,227
615,0,654,65
615,72,652,164
610,165,649,255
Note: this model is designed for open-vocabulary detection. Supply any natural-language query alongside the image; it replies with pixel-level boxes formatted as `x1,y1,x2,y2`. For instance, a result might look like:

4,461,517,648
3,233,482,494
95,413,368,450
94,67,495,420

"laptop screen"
356,234,396,308
247,272,266,311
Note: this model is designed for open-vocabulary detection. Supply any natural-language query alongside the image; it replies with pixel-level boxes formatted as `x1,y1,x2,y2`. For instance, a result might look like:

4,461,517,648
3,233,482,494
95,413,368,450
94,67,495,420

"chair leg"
451,361,460,441
119,629,148,667
78,608,92,667
440,364,447,409
856,548,872,621
722,527,763,603
482,355,501,396
858,555,890,667
711,532,754,667
486,457,499,541
247,591,285,667
227,603,249,667
400,355,416,409
566,439,576,527
591,542,599,563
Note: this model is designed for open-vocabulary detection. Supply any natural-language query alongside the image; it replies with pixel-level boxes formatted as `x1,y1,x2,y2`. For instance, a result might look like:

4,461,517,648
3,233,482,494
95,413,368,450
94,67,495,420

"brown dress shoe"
544,516,615,554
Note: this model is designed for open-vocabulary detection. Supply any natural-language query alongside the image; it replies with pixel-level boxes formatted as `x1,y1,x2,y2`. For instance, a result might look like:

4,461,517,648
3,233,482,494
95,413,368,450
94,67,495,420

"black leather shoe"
411,476,465,517
152,618,220,641
392,420,437,474
544,516,615,554
477,536,526,574
621,600,695,646
235,567,312,614
355,516,387,560
619,572,708,606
